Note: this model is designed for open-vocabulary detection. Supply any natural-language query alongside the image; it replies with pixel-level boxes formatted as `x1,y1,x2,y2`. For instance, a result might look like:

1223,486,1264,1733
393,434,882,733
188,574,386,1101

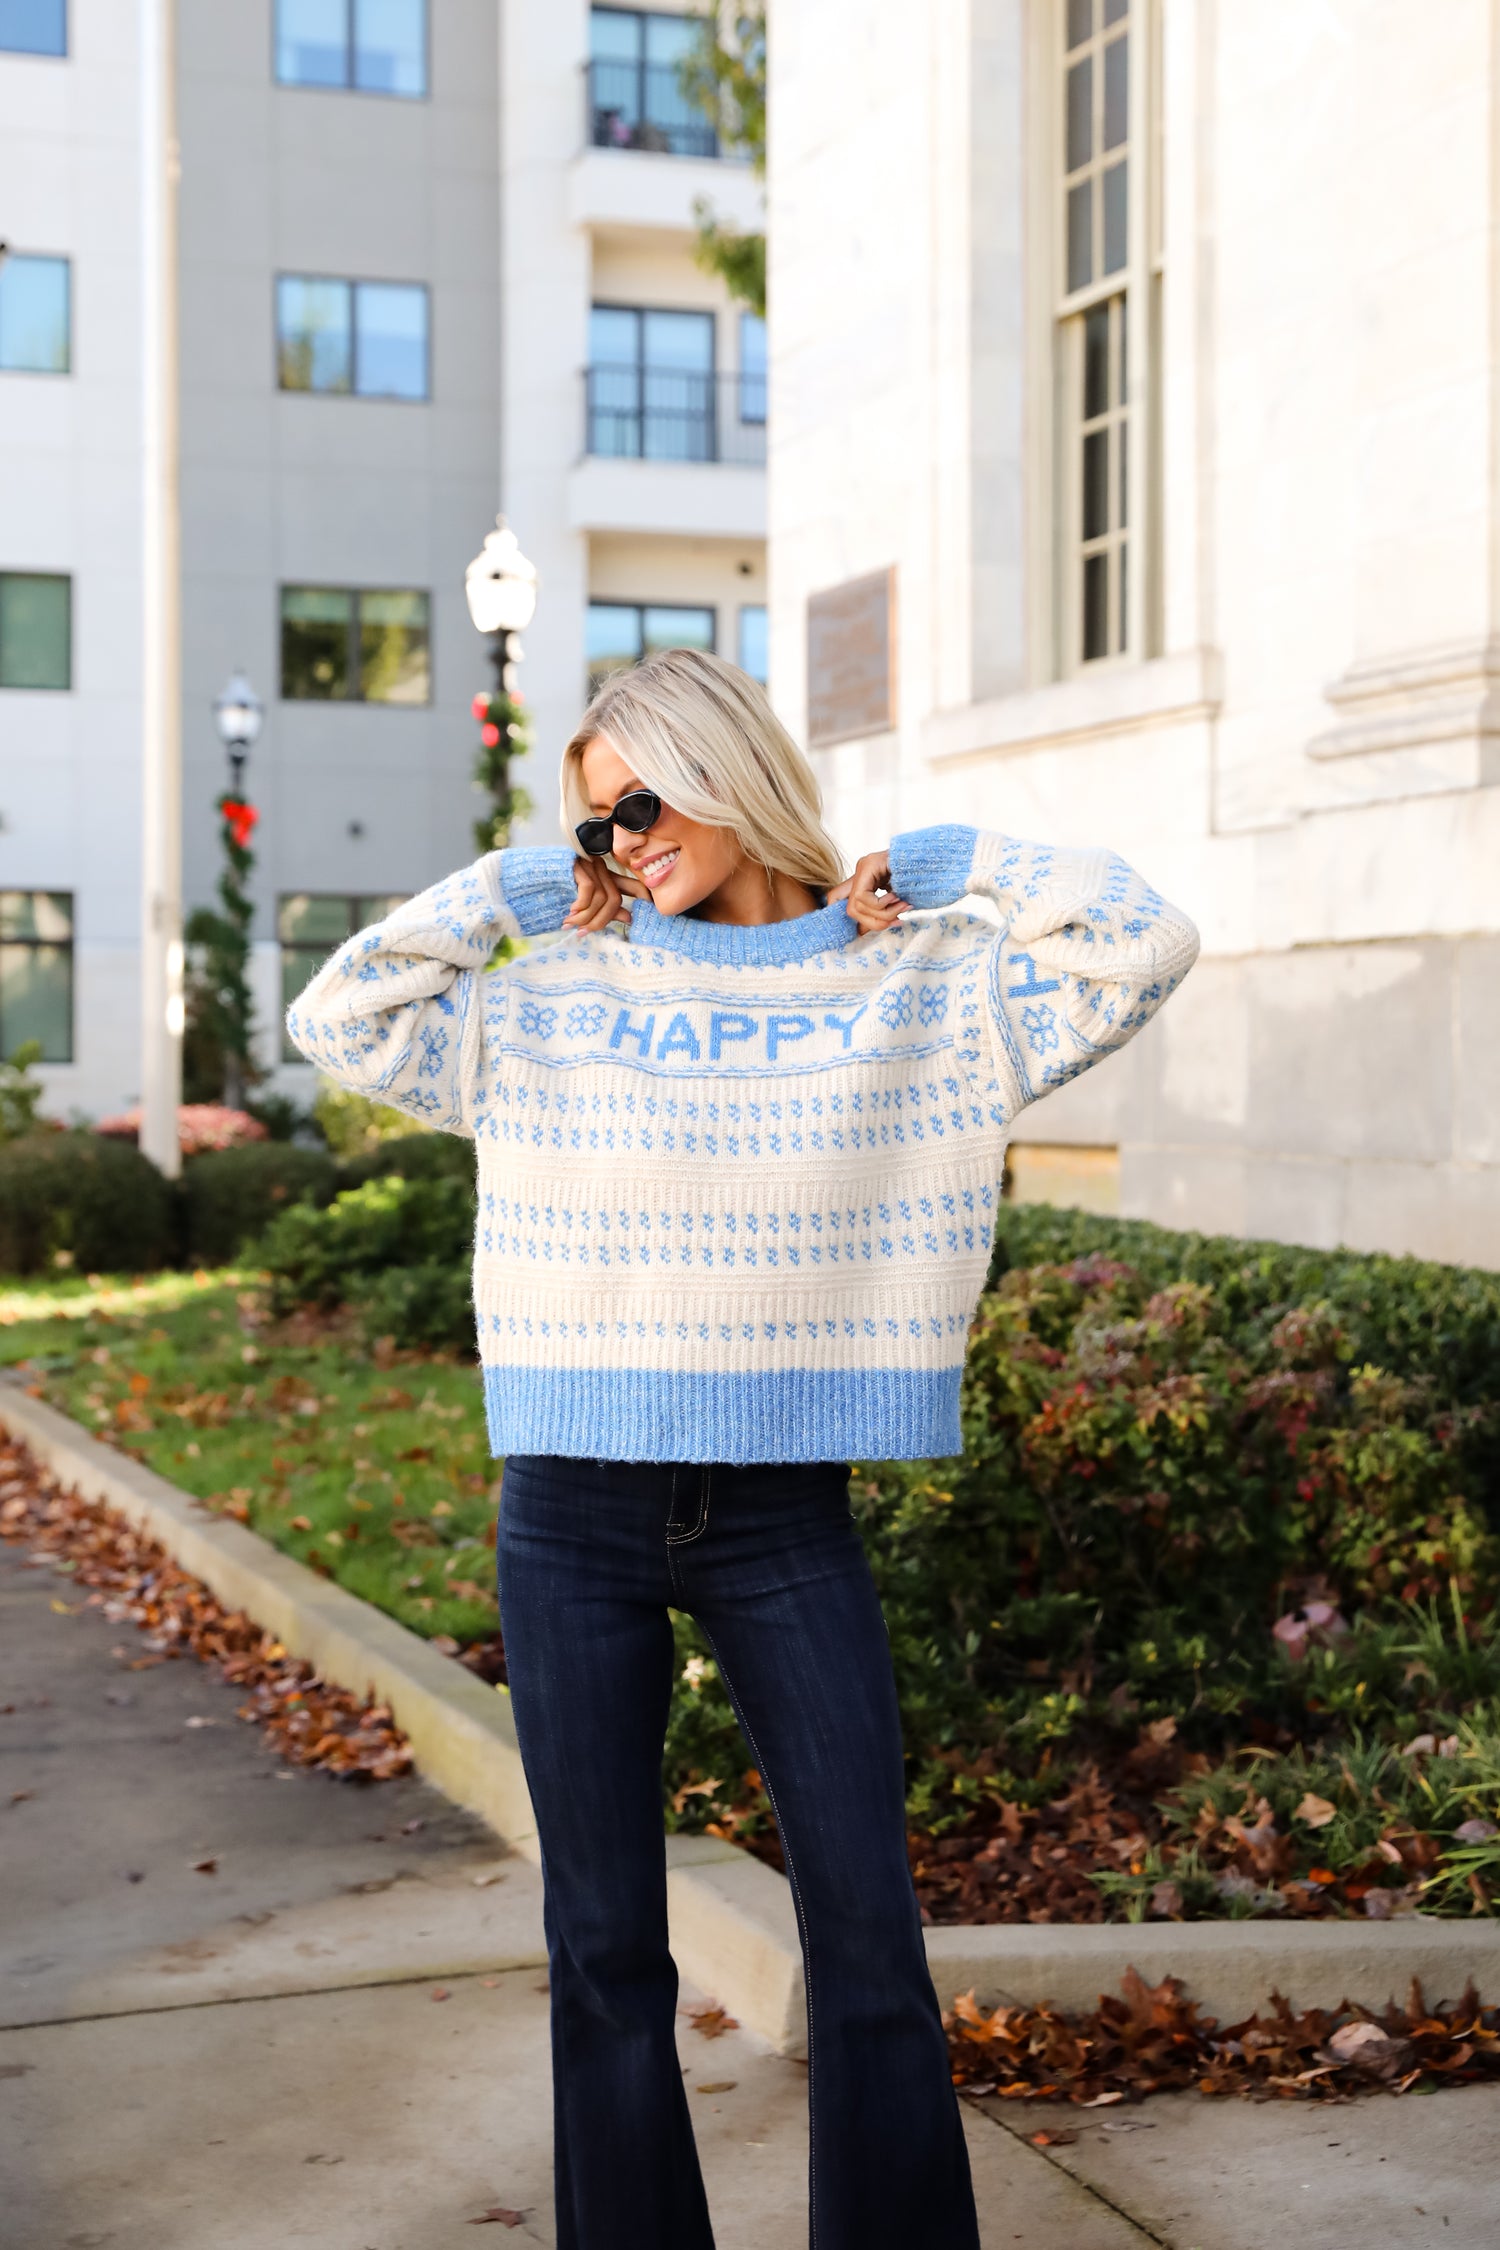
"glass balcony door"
587,305,716,462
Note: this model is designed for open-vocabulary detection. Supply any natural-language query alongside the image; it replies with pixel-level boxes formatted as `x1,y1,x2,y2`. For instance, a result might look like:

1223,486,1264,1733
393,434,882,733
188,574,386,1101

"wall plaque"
806,566,896,746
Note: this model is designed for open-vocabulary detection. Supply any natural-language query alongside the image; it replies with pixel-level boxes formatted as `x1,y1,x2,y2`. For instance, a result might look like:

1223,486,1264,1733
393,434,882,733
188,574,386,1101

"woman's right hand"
562,855,648,933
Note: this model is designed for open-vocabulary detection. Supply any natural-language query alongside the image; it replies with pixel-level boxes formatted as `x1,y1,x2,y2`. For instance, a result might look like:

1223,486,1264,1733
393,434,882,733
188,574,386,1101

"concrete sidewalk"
2,1537,1495,2250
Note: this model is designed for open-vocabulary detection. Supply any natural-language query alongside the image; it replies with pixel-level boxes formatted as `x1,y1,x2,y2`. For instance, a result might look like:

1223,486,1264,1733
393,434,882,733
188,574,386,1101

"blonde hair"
560,648,845,894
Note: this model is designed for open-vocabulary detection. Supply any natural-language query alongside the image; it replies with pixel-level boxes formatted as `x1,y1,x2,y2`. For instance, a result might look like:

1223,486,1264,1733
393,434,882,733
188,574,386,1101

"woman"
288,648,1198,2250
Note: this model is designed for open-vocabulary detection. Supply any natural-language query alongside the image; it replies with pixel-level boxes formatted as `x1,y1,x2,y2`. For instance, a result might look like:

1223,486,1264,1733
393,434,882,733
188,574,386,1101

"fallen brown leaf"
467,2209,526,2228
683,2001,738,2039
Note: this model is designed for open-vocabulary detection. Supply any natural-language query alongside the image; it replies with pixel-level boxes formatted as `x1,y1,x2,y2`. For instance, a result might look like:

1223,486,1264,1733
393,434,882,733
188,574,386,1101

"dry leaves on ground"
945,1969,1500,2105
682,2001,739,2039
0,1436,412,1782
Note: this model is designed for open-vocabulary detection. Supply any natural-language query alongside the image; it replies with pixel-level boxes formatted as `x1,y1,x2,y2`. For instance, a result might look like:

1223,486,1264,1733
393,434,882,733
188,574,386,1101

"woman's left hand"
826,848,909,936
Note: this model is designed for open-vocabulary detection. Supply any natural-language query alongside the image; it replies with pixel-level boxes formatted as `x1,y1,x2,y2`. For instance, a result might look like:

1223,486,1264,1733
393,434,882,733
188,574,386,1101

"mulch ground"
5,1430,1497,2108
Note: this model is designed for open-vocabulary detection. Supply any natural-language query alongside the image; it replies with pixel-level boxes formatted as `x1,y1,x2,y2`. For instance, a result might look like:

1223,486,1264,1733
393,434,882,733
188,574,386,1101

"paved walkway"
2,1537,1495,2249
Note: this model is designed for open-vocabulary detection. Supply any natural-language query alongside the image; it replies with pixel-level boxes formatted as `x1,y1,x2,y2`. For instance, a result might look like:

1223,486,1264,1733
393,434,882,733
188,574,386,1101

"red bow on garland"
222,797,259,850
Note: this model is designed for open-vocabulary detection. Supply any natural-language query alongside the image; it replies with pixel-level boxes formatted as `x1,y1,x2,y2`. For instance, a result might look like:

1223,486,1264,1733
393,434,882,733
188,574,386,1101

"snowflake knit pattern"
286,825,1199,1464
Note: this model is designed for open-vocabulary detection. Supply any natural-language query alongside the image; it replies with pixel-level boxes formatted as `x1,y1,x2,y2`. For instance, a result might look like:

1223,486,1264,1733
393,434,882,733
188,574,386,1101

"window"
0,0,66,57
589,7,716,158
1056,0,1155,668
585,601,714,695
738,312,766,427
275,0,426,97
587,304,716,462
0,255,69,374
277,276,428,400
737,604,767,684
0,892,73,1063
280,586,430,704
279,892,407,1059
0,574,70,690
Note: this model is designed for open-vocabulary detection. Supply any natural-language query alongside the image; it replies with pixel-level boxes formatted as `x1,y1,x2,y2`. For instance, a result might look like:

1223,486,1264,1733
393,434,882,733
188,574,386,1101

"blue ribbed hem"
887,824,981,912
480,1364,963,1464
626,894,862,965
491,847,578,937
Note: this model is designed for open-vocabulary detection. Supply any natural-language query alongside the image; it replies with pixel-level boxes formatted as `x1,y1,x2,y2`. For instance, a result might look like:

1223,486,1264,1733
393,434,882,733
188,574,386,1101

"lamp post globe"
465,517,539,651
213,670,263,796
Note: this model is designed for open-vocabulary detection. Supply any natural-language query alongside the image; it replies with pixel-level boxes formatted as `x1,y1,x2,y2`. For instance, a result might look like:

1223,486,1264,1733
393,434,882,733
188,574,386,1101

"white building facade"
0,0,765,1121
768,0,1500,1268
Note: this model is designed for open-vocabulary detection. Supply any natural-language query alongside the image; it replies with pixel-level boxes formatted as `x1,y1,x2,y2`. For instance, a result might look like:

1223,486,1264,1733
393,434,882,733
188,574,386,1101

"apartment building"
0,0,763,1118
769,0,1500,1268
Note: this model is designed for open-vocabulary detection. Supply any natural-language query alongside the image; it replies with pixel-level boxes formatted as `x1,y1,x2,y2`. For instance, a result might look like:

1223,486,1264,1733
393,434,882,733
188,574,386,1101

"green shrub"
0,1132,174,1275
313,1077,432,1160
336,1130,476,1192
180,1142,336,1265
989,1204,1500,1414
663,1249,1500,1857
260,1173,475,1349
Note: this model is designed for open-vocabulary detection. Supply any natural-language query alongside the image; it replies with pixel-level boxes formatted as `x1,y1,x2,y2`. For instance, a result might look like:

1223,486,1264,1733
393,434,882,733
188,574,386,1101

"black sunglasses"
574,788,663,859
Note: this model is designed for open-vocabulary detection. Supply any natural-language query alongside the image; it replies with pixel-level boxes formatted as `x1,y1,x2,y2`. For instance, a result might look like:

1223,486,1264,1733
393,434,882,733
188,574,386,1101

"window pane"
1116,543,1128,653
0,0,66,55
642,309,715,371
1082,552,1108,661
357,892,409,924
353,0,426,97
281,945,330,1052
0,574,70,690
276,0,349,87
643,606,714,656
1065,56,1091,173
590,7,642,63
0,255,70,373
1066,180,1093,293
358,588,430,704
1082,428,1108,541
276,276,352,392
281,585,352,699
1103,31,1128,151
1118,292,1128,403
642,311,714,463
354,282,428,399
586,602,644,691
1103,158,1128,273
644,11,696,67
278,894,356,947
737,604,768,683
590,304,640,368
739,310,767,423
0,890,71,942
1066,0,1093,49
1119,419,1128,528
1083,303,1109,419
0,942,71,1062
1104,0,1128,23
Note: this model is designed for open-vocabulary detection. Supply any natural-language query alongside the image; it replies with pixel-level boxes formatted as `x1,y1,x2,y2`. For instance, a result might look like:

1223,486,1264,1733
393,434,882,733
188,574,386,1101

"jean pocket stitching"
665,1464,711,1546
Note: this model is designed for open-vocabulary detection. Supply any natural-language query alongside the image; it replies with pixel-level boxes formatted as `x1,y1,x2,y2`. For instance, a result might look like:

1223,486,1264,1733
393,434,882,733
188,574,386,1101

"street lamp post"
465,518,538,855
213,670,264,793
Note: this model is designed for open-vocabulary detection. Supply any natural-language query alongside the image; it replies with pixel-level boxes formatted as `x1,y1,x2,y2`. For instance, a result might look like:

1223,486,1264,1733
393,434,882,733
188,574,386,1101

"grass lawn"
0,1269,500,1648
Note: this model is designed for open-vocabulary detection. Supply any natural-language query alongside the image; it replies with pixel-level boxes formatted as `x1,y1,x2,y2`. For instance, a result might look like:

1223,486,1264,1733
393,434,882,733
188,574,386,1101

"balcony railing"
584,365,767,467
587,58,718,159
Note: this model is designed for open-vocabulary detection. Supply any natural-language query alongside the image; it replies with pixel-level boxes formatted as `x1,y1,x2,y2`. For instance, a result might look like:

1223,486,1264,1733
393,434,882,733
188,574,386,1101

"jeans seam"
697,1620,820,2250
665,1463,711,1548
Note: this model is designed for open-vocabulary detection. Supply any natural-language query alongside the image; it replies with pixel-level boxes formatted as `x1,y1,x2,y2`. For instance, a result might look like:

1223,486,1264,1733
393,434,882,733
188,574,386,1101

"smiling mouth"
636,848,680,887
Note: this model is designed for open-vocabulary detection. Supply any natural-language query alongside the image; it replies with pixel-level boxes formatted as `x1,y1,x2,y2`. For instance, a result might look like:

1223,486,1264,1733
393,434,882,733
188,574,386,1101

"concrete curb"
6,1377,1498,2058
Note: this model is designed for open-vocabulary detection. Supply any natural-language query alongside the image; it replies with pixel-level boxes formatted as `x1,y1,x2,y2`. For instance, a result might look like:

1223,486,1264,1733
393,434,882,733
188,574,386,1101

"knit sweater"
286,825,1198,1465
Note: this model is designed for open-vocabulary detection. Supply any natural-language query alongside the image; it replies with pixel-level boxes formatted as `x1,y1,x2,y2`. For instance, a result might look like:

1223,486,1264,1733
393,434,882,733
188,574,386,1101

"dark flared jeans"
496,1453,979,2250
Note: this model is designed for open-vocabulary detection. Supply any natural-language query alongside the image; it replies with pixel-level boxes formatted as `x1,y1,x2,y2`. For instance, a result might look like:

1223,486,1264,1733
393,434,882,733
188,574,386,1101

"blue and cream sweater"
286,826,1198,1464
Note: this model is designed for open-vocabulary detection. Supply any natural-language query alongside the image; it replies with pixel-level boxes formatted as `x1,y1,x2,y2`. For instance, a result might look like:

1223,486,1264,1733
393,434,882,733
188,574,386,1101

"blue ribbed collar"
625,894,861,965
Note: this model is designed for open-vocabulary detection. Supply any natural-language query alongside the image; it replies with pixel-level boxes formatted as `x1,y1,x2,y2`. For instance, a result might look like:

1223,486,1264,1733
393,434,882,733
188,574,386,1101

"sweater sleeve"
283,847,577,1135
885,823,1199,1115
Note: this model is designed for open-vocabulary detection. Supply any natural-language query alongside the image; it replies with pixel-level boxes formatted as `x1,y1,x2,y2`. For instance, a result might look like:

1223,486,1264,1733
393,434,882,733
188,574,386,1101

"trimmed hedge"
179,1142,337,1266
0,1133,175,1276
336,1131,477,1193
259,1173,475,1349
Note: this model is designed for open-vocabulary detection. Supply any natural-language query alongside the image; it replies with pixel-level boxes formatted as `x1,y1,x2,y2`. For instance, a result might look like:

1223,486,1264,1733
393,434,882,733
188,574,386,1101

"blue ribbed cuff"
492,847,578,937
480,1363,964,1465
887,824,980,911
